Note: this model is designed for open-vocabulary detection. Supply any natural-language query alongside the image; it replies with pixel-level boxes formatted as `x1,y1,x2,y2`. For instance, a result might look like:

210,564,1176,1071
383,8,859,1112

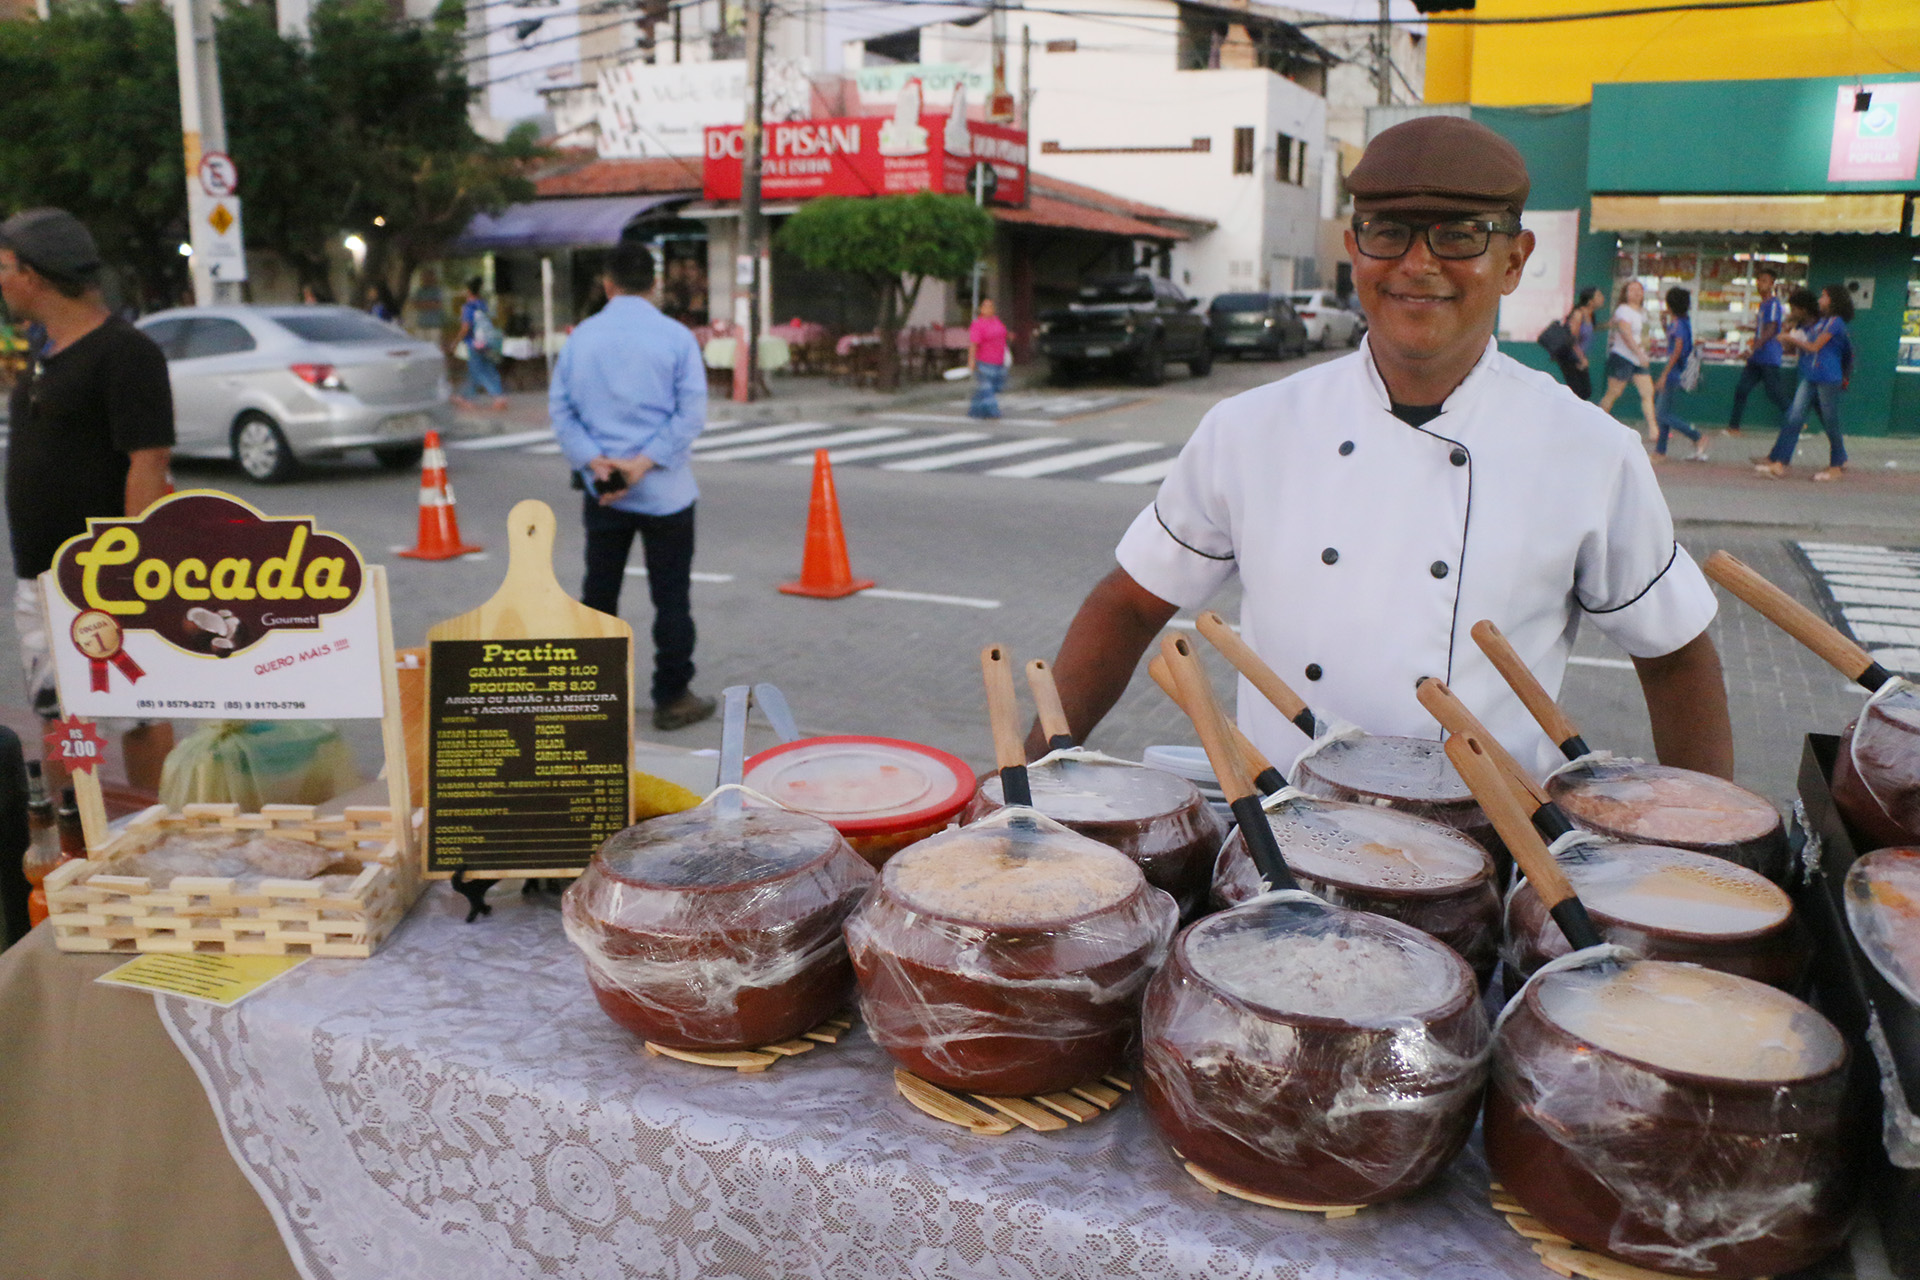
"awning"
451,194,689,252
1590,193,1909,236
993,195,1192,241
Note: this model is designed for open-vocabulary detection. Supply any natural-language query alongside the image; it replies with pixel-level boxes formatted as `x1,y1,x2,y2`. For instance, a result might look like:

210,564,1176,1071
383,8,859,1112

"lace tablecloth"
161,884,1545,1280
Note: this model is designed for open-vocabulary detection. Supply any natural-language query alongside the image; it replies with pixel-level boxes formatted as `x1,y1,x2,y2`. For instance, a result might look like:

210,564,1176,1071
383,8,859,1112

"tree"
776,193,994,389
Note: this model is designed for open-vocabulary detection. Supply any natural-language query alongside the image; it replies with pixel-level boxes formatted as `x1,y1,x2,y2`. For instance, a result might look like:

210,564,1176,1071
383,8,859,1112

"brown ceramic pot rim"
876,879,1161,935
1174,907,1479,1032
591,832,855,895
1230,833,1492,901
1516,856,1794,944
1516,967,1848,1092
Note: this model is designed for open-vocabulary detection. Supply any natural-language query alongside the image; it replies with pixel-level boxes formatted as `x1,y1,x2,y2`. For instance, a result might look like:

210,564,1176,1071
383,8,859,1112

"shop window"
1613,241,1808,364
1233,127,1255,175
1275,133,1306,185
1902,256,1920,370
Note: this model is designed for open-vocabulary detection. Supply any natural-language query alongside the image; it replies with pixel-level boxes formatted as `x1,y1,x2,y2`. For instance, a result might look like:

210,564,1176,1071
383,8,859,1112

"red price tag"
44,715,107,775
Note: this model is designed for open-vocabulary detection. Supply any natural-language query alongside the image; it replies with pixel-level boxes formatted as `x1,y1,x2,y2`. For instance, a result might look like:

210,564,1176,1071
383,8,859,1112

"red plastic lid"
742,735,975,837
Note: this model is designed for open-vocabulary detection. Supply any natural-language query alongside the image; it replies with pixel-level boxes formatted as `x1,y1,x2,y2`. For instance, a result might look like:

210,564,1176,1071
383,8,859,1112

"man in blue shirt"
1726,266,1788,434
550,241,715,731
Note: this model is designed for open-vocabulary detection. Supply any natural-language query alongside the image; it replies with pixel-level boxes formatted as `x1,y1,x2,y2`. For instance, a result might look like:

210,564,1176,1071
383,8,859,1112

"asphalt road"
6,346,1916,812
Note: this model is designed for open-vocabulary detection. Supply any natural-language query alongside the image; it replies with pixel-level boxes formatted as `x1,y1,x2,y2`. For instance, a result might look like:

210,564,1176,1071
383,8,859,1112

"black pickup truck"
1037,274,1212,386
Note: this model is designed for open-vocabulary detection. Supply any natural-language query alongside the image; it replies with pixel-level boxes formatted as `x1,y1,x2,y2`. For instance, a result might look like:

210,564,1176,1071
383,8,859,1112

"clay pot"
968,752,1225,918
846,807,1177,1096
1211,796,1500,985
562,797,876,1051
1291,734,1501,863
1546,757,1789,882
1504,840,1806,990
1141,898,1489,1207
1486,960,1853,1279
1833,712,1920,853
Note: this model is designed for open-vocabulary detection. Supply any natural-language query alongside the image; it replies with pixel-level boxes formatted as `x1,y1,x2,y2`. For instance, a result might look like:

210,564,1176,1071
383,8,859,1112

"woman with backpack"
1653,286,1708,462
455,276,509,413
1755,284,1853,481
1541,285,1604,400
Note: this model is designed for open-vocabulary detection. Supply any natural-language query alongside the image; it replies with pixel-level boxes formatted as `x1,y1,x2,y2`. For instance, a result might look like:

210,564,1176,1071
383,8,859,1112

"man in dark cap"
1,208,176,788
1035,116,1732,782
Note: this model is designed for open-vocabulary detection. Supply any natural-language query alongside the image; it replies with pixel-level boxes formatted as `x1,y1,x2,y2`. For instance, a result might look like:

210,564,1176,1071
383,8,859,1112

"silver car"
1286,291,1365,349
136,305,453,482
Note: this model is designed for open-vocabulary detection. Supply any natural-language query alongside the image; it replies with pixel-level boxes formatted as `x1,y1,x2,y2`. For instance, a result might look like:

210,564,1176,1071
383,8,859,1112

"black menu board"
426,637,630,875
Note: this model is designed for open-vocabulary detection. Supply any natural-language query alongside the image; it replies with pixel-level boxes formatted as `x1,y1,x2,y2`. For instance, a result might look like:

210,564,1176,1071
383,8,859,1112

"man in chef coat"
1042,116,1733,780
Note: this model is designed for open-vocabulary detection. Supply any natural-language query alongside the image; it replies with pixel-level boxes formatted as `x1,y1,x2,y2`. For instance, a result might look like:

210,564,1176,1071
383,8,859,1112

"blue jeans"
1654,383,1700,453
1728,361,1790,429
1768,379,1846,468
969,362,1006,418
465,346,503,399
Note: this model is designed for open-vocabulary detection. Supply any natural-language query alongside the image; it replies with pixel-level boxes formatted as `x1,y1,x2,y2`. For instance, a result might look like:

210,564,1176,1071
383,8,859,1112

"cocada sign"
703,115,1027,205
41,490,384,720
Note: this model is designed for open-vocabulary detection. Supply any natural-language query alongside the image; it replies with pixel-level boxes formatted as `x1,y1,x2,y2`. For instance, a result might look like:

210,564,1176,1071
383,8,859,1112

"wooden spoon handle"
1149,654,1285,795
1445,732,1603,951
1415,677,1555,810
1470,619,1591,759
980,644,1032,806
1163,634,1298,892
1705,550,1891,690
1025,659,1076,752
1195,612,1319,738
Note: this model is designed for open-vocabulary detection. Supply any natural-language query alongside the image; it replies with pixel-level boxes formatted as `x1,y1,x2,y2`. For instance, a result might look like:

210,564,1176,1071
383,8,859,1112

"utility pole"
732,0,768,403
173,0,243,305
1375,0,1392,106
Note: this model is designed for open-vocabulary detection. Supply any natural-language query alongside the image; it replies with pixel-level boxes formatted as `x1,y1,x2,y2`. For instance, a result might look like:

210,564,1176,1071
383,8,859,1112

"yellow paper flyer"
95,953,308,1007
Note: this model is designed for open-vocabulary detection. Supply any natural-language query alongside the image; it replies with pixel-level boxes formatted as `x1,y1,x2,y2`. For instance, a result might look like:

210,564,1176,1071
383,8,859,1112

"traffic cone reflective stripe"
398,430,482,560
779,450,874,599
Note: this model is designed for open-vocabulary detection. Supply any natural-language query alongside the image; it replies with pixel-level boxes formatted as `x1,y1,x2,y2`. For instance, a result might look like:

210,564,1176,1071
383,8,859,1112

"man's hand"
1028,567,1178,757
1632,630,1734,779
589,454,656,505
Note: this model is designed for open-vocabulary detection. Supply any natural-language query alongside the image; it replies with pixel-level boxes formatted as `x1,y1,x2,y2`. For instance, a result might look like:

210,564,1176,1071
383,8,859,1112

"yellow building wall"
1424,0,1920,106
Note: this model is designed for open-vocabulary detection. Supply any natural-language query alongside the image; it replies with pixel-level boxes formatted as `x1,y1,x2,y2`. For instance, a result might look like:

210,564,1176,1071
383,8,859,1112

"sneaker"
1812,467,1844,482
1754,461,1787,479
1686,448,1711,462
652,691,717,732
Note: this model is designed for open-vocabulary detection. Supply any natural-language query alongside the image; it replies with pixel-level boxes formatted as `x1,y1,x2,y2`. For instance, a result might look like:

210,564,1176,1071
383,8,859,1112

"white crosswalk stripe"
1098,456,1178,485
788,431,988,464
690,421,831,451
525,442,563,455
1794,540,1920,676
700,426,908,461
449,429,556,450
882,437,1070,471
984,440,1161,478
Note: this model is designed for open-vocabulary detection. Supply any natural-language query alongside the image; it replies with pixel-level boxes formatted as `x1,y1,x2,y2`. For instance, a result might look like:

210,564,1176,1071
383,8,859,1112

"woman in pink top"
968,297,1009,419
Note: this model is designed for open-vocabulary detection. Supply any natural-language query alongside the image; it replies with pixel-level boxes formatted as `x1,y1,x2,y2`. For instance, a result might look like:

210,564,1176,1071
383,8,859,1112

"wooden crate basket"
43,802,420,959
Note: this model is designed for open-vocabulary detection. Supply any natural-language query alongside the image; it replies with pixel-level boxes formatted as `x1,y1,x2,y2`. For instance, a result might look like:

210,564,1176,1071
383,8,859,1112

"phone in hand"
593,471,626,496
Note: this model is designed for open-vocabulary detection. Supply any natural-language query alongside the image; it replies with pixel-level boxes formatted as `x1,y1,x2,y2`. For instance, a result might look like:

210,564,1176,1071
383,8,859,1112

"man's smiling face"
1346,210,1533,385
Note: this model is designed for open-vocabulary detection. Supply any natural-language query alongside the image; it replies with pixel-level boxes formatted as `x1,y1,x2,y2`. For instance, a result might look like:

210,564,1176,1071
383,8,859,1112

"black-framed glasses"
1351,217,1520,261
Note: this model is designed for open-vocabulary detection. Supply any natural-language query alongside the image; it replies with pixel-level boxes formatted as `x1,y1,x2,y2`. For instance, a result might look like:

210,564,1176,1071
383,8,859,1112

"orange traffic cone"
779,450,874,599
398,431,481,560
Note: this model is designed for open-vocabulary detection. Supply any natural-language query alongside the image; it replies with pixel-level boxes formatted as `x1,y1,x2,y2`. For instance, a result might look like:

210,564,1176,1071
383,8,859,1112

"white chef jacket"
1116,338,1718,779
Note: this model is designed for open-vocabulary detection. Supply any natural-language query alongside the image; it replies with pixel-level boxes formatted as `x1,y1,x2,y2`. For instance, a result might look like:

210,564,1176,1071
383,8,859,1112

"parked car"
1037,274,1211,386
1207,292,1309,360
1287,290,1364,349
136,305,453,483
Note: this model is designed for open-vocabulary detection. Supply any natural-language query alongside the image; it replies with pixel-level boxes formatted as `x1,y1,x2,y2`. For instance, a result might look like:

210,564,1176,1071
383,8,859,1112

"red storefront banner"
703,115,1027,206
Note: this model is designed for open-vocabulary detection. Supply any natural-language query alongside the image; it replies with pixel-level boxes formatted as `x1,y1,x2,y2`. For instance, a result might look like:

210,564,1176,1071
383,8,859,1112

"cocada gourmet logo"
51,491,363,666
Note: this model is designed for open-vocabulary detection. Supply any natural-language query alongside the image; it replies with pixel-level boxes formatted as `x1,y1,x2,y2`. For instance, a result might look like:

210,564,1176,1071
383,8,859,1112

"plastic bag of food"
158,720,362,810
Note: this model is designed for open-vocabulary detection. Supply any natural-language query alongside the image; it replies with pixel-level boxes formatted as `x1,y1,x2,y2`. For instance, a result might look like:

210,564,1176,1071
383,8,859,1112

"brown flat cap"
1349,116,1529,216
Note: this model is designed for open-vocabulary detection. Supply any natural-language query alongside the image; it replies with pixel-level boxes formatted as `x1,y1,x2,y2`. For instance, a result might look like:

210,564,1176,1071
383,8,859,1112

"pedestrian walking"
968,296,1009,419
1653,287,1708,462
1543,284,1603,400
0,208,175,789
549,241,715,733
455,277,508,413
1597,278,1659,442
1756,284,1853,481
1725,266,1788,436
366,284,397,324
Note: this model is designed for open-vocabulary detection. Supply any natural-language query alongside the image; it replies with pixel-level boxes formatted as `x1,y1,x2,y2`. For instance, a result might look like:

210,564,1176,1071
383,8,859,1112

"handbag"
1537,318,1575,359
1678,346,1703,392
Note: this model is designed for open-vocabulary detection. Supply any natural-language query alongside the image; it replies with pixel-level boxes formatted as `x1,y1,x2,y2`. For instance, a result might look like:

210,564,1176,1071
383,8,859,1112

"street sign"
197,150,238,198
188,191,248,283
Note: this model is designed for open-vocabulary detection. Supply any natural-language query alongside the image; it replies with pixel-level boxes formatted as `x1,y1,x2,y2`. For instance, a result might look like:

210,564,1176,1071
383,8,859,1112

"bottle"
21,760,57,886
28,785,86,929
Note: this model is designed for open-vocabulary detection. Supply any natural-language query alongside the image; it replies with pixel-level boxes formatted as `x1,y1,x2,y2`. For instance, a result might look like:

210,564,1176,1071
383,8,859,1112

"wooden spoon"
981,644,1033,807
1196,611,1320,738
1469,620,1593,760
1025,659,1078,754
1705,550,1895,692
1147,654,1286,796
1415,677,1574,841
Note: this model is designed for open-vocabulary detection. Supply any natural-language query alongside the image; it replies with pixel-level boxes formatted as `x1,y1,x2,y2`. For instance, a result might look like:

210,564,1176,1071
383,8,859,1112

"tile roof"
992,194,1194,241
1027,173,1214,229
534,154,703,198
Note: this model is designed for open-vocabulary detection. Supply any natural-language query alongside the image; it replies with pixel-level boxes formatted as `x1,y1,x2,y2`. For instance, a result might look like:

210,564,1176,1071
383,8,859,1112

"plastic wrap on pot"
1834,688,1920,852
1487,955,1853,1279
1212,791,1500,984
1290,731,1500,857
966,749,1225,918
1545,754,1789,882
1141,896,1489,1206
845,806,1178,1096
562,787,876,1051
1844,846,1920,1009
1503,838,1805,990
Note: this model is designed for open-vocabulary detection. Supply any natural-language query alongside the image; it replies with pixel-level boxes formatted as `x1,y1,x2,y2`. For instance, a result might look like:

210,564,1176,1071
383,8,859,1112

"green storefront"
1481,75,1919,437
